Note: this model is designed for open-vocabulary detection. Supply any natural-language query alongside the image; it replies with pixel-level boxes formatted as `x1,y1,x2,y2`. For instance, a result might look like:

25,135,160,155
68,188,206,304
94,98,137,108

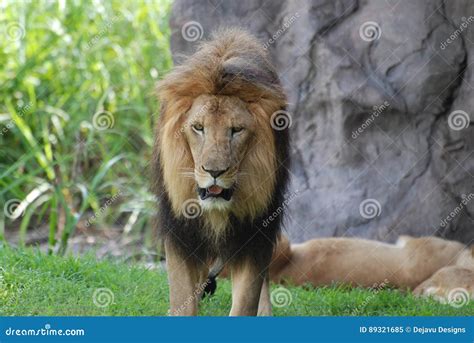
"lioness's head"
184,95,255,210
154,28,288,230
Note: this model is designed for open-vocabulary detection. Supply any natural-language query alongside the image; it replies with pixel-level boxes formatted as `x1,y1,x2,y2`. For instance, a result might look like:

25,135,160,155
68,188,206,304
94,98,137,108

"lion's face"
184,95,256,211
155,29,288,228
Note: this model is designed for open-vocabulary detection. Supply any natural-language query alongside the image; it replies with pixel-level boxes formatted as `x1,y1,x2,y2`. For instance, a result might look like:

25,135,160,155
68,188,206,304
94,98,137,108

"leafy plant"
0,0,172,254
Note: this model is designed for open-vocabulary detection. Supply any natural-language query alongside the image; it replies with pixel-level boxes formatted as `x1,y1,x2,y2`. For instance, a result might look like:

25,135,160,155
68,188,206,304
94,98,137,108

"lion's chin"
199,197,233,212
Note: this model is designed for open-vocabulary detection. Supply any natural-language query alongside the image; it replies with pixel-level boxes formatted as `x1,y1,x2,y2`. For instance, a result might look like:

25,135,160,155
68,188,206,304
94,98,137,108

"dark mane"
156,27,287,106
152,28,290,268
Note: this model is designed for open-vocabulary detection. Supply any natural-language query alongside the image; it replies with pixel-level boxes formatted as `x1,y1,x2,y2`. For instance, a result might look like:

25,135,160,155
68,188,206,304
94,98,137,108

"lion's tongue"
208,185,223,195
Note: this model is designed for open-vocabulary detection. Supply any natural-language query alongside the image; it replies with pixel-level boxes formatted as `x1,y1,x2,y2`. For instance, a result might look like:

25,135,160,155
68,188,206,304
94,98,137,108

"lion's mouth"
198,185,234,201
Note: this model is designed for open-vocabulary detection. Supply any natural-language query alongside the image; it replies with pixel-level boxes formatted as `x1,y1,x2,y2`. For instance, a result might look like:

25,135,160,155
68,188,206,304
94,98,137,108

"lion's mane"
152,28,290,266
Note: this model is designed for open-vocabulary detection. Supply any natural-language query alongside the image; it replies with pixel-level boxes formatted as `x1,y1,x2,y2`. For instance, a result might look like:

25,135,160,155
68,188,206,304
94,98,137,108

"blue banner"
1,317,472,342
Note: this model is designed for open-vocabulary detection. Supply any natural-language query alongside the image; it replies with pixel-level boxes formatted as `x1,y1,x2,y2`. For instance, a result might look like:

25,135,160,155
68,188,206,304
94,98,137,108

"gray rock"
169,0,473,244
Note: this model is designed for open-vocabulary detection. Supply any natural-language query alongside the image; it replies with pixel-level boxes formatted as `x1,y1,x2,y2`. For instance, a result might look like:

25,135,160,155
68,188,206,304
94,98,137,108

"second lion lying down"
212,235,474,303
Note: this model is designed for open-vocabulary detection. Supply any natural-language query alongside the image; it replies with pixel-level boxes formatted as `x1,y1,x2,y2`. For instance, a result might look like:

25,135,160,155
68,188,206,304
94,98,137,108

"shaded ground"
4,220,161,264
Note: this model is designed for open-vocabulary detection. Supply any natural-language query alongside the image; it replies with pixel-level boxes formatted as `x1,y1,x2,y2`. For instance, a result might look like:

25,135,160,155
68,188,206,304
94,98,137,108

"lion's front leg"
165,239,207,316
229,260,267,316
257,274,272,316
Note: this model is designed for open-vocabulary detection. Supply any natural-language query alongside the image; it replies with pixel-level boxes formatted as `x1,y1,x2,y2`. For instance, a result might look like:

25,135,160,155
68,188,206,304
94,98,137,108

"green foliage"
1,245,472,316
0,0,172,253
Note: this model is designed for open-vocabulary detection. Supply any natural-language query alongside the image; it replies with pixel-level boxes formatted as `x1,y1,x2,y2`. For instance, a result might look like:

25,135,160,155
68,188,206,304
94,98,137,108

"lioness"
152,29,290,316
267,235,472,289
212,235,473,302
414,246,474,301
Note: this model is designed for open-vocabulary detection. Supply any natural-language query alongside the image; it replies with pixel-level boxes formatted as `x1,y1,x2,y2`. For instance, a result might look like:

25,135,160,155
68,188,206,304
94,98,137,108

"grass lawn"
1,244,473,316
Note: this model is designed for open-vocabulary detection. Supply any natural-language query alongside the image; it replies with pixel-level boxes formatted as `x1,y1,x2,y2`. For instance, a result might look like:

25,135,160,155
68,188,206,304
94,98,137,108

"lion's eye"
231,127,244,136
192,124,204,133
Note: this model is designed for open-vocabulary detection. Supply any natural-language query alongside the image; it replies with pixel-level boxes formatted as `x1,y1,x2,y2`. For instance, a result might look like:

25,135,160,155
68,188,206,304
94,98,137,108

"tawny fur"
219,235,474,299
413,266,474,300
153,28,290,316
154,28,286,237
413,247,474,301
268,235,470,289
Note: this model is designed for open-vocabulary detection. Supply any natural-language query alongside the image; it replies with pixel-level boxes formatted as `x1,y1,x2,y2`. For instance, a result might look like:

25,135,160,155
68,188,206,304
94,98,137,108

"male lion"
152,29,290,316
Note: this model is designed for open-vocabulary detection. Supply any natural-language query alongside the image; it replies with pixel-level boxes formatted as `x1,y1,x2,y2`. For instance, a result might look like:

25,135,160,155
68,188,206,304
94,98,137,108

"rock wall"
168,0,473,243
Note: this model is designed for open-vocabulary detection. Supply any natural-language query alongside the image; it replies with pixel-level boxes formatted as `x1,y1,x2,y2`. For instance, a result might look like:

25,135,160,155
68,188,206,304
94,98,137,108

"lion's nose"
202,167,228,179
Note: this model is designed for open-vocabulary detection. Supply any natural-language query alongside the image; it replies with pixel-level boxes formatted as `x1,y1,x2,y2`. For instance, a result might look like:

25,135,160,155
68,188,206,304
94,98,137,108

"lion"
152,28,290,316
413,247,474,302
266,235,471,289
413,266,474,302
210,234,474,305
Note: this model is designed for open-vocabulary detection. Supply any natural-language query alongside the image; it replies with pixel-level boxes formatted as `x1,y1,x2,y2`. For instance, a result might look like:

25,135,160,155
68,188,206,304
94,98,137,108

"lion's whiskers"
179,172,195,179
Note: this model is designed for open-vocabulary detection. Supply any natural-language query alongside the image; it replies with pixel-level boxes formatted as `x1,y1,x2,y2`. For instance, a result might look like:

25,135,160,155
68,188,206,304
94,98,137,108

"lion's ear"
159,97,193,126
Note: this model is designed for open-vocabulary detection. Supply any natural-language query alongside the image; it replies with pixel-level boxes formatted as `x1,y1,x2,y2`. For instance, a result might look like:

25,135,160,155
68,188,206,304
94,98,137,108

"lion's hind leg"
413,266,474,304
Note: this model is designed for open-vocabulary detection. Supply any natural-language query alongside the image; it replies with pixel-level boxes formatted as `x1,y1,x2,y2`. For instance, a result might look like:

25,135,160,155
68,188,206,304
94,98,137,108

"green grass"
0,3,472,317
1,245,472,316
0,0,172,253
